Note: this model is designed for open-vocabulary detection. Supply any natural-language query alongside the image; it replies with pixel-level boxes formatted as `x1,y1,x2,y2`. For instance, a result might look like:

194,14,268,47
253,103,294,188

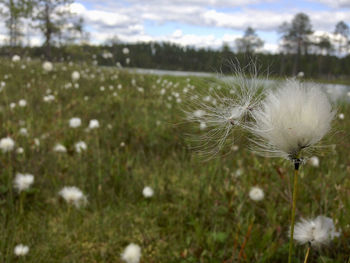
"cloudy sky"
2,0,350,53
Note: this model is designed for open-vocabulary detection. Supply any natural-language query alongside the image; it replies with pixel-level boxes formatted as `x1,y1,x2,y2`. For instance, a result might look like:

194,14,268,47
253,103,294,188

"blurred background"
0,0,349,79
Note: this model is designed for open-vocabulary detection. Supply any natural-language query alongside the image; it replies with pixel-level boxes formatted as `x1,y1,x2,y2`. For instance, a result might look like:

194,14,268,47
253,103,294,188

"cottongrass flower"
71,71,80,81
69,117,82,128
75,141,87,153
309,156,319,167
18,99,27,107
14,173,34,192
0,137,15,153
53,143,67,153
12,55,21,62
19,128,28,136
16,147,24,154
88,119,99,129
142,186,154,198
42,61,53,72
14,244,29,256
249,186,264,201
292,216,340,247
121,243,141,263
249,80,335,161
59,186,87,208
338,113,344,120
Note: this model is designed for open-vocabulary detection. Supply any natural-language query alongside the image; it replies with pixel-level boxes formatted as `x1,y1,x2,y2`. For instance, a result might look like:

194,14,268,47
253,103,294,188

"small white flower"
338,113,344,120
12,55,21,62
53,143,67,153
0,137,15,153
142,186,154,198
14,244,29,256
297,71,304,78
10,102,16,109
69,117,82,128
88,119,99,129
120,142,125,147
309,156,319,167
16,147,24,154
293,215,340,247
34,138,40,147
75,141,87,153
199,122,207,130
249,186,264,201
43,94,55,102
42,61,53,72
71,71,80,81
122,47,130,55
14,173,34,192
121,243,141,263
59,186,87,208
18,99,27,107
19,128,28,136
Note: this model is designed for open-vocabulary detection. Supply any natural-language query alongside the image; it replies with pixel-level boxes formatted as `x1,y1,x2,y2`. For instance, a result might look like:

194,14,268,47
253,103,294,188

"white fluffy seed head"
250,80,335,160
292,215,340,247
88,119,99,129
12,55,21,62
14,244,29,256
249,186,264,201
0,137,15,153
142,186,154,198
309,156,320,167
121,243,141,263
42,61,53,72
71,71,80,81
69,117,82,128
75,141,87,153
53,143,67,153
59,186,87,208
14,173,34,192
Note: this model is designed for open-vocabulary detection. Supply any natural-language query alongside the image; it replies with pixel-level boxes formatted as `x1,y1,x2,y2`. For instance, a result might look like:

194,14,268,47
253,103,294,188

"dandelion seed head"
88,119,99,129
59,186,87,208
12,55,20,62
121,243,141,263
142,186,154,198
71,71,80,81
309,156,320,167
14,244,29,256
249,186,264,201
14,173,34,192
53,143,67,153
69,117,82,128
42,61,53,72
0,137,15,153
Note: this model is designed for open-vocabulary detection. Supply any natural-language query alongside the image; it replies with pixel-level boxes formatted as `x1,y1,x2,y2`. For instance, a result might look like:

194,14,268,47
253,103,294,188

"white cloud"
311,0,350,8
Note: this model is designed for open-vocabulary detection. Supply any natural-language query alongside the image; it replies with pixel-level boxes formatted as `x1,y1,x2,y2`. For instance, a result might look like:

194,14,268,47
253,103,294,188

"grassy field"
0,58,349,263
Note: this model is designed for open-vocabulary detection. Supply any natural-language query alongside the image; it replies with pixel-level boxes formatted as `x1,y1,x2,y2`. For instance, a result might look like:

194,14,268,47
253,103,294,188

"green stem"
288,161,300,263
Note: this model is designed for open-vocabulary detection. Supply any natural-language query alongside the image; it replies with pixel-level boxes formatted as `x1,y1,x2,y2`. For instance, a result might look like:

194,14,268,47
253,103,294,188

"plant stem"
303,244,311,263
288,160,300,263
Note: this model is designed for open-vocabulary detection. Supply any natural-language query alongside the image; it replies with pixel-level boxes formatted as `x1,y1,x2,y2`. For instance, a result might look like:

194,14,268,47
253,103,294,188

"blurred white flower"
69,117,81,128
16,147,24,154
43,94,55,102
0,137,15,153
18,99,27,107
75,141,87,153
53,143,67,153
14,173,34,192
250,80,335,160
338,113,344,120
249,186,264,201
309,156,319,167
122,47,130,55
142,186,154,198
14,244,29,256
121,243,141,263
297,71,304,78
34,138,40,147
71,71,80,81
10,102,16,109
59,186,87,208
12,55,21,62
293,216,340,247
88,119,99,129
42,61,53,72
19,128,28,136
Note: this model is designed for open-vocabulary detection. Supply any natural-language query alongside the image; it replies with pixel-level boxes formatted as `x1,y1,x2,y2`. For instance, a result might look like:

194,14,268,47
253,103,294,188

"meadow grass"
0,59,349,262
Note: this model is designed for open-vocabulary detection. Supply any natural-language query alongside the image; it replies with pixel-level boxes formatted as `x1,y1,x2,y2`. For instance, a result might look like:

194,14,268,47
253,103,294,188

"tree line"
0,2,349,79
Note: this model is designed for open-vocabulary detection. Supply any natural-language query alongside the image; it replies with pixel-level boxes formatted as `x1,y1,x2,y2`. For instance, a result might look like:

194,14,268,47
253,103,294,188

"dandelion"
0,137,15,153
14,173,34,192
53,143,67,153
142,186,154,198
69,117,82,128
292,216,340,247
121,243,141,263
75,141,87,153
71,71,80,81
18,99,27,107
88,119,99,129
12,55,21,62
14,244,29,256
42,61,53,72
309,156,319,167
59,186,87,208
249,186,264,201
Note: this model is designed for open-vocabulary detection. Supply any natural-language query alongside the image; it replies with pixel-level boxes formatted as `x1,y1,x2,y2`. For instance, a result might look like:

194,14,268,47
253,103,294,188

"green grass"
0,58,349,262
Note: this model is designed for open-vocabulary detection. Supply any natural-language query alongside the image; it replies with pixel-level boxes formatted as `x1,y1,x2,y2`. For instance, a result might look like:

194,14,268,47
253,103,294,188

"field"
0,58,349,263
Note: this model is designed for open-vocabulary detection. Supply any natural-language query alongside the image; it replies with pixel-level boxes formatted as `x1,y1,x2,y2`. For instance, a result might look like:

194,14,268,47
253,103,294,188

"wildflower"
42,61,53,72
71,71,80,81
75,141,87,153
18,99,27,107
14,244,29,256
250,80,335,161
16,147,24,154
0,137,15,153
249,186,264,201
297,72,304,78
88,119,99,129
43,94,55,102
53,143,67,153
12,55,21,62
292,216,340,247
19,128,28,136
338,113,344,120
58,186,87,208
14,173,34,192
122,47,130,55
309,156,319,167
121,243,141,263
34,138,40,147
142,186,154,198
69,117,82,128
